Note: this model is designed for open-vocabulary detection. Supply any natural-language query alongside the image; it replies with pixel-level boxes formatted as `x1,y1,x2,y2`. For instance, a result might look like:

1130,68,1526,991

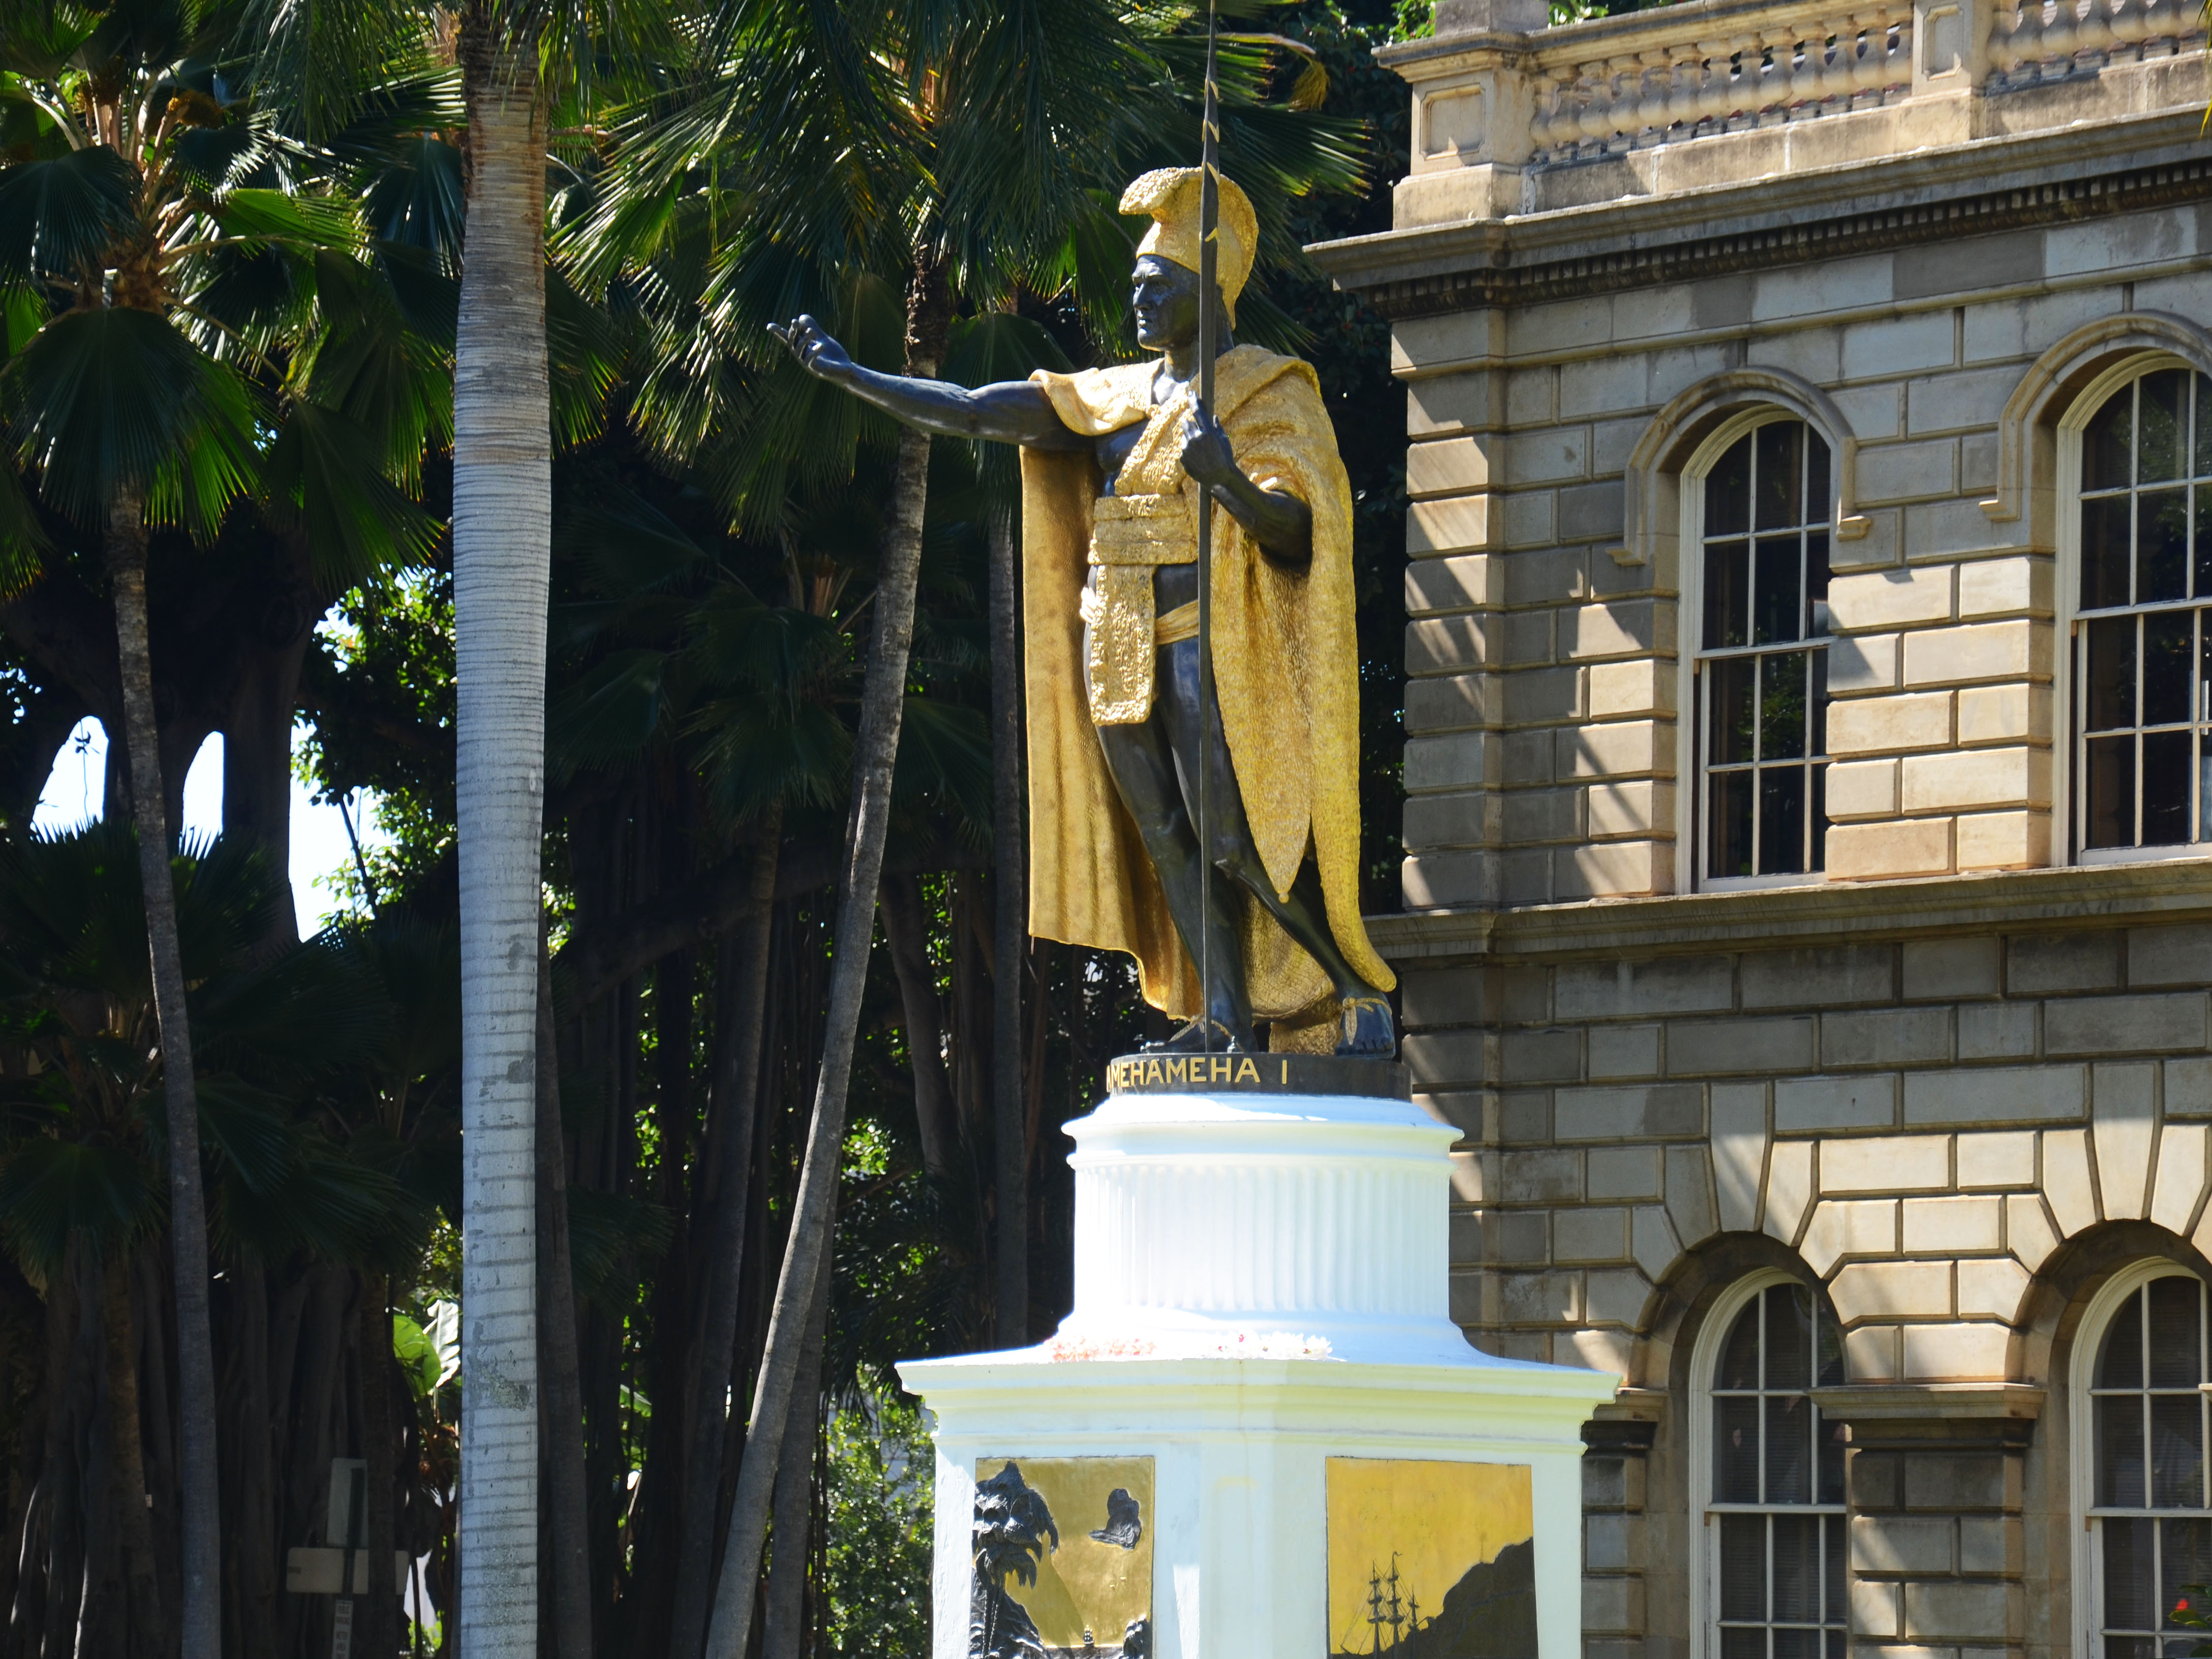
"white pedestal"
898,1081,1617,1659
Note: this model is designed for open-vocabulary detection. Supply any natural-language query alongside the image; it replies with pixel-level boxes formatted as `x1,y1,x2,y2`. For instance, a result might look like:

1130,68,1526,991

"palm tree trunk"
103,490,220,1658
358,1270,398,1659
878,874,957,1184
701,250,948,1659
98,1249,163,1656
452,22,550,1657
987,507,1027,1345
538,943,593,1659
758,1269,827,1659
667,808,781,1659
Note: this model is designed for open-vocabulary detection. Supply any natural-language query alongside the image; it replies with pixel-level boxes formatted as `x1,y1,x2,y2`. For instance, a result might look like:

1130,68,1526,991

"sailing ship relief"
1325,1459,1539,1659
970,1457,1154,1659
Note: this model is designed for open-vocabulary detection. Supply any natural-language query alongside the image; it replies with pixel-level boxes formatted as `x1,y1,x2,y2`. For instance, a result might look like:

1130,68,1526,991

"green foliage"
821,1381,936,1659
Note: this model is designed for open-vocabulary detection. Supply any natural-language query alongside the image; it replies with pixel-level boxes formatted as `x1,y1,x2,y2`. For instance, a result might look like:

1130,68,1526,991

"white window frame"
1688,1270,1849,1659
2056,352,2212,869
1675,411,1843,897
2070,1260,2212,1659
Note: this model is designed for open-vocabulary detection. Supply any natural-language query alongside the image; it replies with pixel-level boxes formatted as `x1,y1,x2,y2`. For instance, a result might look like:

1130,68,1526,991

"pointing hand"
767,314,854,382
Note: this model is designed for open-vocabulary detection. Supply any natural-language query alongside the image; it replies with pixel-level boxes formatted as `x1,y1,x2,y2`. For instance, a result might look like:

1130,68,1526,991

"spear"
1196,0,1219,1052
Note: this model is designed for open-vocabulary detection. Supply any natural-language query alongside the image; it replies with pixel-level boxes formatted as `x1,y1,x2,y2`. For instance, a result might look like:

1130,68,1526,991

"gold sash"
1082,490,1197,724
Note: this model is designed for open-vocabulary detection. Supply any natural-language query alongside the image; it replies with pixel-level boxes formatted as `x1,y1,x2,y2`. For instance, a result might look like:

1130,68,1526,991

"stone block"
1755,256,1895,321
1829,631,1901,693
1407,615,1495,677
1823,1008,1951,1069
1900,1323,2012,1382
1502,488,1556,549
2007,1193,2061,1271
2045,209,2192,278
2149,1123,2209,1236
1403,1028,1491,1090
1852,1580,1904,1640
1557,719,1670,780
1853,1514,1955,1574
1901,747,2049,812
1857,437,1959,505
1500,1269,1582,1323
1902,1448,2014,1510
1832,1259,1952,1321
1668,1016,1816,1076
1739,945,1895,1010
1901,1194,2004,1252
1587,660,1673,720
1558,956,1734,1020
2042,1128,2100,1235
1503,426,1587,487
1903,1062,2084,1124
1405,730,1496,792
1504,366,1556,427
1584,1267,1653,1327
2093,1060,2159,1220
1502,609,1554,666
1504,549,1589,608
2171,1057,2212,1118
1895,229,2044,300
1957,556,2053,620
1558,353,1649,421
1589,1025,1662,1082
1458,1208,1550,1266
1555,1082,1705,1142
1555,840,1670,902
1666,1144,1717,1243
1778,1072,1901,1132
1402,967,1495,1030
1903,1580,2017,1642
1403,850,1498,910
1560,599,1668,661
1503,728,1554,785
1957,1002,2037,1060
1407,494,1497,557
1957,1256,2032,1322
1589,1145,1662,1201
1956,1130,2037,1189
1556,1206,1630,1263
1712,1084,1769,1232
1765,1139,1815,1243
1904,937,2002,1000
1401,791,1493,852
1828,758,1900,818
2049,993,2208,1056
1955,809,2053,872
1906,364,2024,437
1830,691,1954,757
1589,780,1674,840
1957,1516,2020,1576
1961,281,2113,363
1502,788,1584,847
1405,673,1491,735
1847,1324,1902,1381
1821,1133,1953,1193
1502,665,1583,727
1581,1574,1645,1633
1405,553,1502,618
1830,567,1956,631
1846,310,1957,377
1406,435,1493,499
1630,1204,1682,1283
1499,1148,1583,1204
2131,924,2212,989
1901,620,2050,688
1407,371,1500,439
1501,1090,1550,1144
1829,818,1953,881
1801,1198,1901,1275
1558,479,1626,544
1500,1027,1581,1084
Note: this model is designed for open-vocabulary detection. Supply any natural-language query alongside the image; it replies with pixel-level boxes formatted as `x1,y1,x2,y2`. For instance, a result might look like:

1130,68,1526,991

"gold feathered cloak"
1019,343,1395,1032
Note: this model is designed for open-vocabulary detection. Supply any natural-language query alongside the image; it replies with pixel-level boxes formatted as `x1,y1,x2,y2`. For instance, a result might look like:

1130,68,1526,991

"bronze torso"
1095,396,1199,612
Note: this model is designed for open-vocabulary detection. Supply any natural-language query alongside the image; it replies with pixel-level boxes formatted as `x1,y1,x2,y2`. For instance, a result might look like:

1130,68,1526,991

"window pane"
1764,1394,1812,1504
1760,769,1808,878
2086,495,2136,610
2089,616,2140,731
1809,765,1827,874
1817,1415,1846,1507
1772,1632,1819,1659
2149,1279,2204,1388
1761,655,1809,761
2107,1640,2156,1659
2198,374,2212,479
2198,486,2212,602
1807,433,1831,525
1713,658,1757,764
1716,1393,1762,1501
1816,1305,1844,1389
2102,1393,2148,1508
2108,1516,2158,1629
2146,611,2195,726
1771,1513,1821,1621
1806,531,1831,632
2149,1393,2203,1508
1710,772,1755,880
2105,1293,2147,1389
1766,1286,1812,1390
2144,731,2190,848
1707,541,1750,649
2143,489,2191,604
1757,423,1804,530
2086,735,2137,850
1709,436,1753,535
1718,1299,1763,1389
2162,1519,2212,1622
1808,652,1829,759
2142,370,2189,483
1722,1631,1766,1659
2087,384,2136,492
1721,1514,1767,1620
1823,1514,1844,1623
1755,538,1803,644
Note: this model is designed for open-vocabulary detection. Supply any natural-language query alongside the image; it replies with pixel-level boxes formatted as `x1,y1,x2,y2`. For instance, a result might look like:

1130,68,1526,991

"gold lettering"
1145,1059,1163,1087
1211,1056,1231,1083
1166,1057,1186,1086
1236,1058,1259,1084
1280,1059,1289,1086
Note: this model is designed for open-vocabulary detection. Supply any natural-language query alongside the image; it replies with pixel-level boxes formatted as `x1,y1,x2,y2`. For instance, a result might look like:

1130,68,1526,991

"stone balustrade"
1382,0,2207,224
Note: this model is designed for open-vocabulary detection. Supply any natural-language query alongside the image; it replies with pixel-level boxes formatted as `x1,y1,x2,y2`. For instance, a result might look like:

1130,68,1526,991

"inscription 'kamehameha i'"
1102,1052,1411,1101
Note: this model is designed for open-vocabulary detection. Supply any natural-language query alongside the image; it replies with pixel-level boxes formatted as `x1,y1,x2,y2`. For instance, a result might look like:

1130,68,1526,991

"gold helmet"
1120,167,1258,326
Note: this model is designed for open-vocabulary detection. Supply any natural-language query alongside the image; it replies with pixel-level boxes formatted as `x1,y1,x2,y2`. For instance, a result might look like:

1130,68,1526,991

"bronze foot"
1335,994,1396,1058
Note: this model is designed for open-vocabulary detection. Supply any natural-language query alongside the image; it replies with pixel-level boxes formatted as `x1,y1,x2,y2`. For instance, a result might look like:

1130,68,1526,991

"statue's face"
1131,254,1204,351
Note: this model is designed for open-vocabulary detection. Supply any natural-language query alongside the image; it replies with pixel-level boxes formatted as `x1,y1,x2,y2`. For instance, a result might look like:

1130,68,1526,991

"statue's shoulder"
1217,344,1324,418
1030,359,1155,436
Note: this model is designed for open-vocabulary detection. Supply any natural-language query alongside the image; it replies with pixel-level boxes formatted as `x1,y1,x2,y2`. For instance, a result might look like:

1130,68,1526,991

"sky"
32,717,387,939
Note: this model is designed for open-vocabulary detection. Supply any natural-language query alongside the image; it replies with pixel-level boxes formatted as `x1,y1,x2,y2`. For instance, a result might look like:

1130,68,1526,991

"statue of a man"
775,169,1394,1056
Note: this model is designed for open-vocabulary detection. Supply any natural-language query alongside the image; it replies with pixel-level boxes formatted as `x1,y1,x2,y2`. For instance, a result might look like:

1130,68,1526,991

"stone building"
1309,5,2212,1659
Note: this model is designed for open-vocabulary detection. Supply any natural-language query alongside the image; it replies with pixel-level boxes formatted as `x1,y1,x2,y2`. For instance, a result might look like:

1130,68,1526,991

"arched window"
1687,419,1835,888
1694,1275,1848,1659
2076,1267,2212,1659
2069,367,2212,860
